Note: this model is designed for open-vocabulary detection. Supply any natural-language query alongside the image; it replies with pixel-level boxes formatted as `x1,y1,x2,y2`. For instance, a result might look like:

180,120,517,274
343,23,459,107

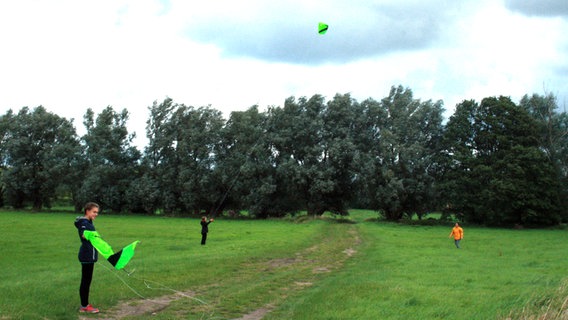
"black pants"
80,263,94,307
201,232,207,245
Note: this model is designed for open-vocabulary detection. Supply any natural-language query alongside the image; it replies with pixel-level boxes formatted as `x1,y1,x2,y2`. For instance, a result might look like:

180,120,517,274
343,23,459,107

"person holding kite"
74,202,101,313
201,216,214,245
74,202,140,313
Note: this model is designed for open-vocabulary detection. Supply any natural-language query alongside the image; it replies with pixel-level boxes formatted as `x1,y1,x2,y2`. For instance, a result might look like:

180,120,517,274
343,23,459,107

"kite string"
136,277,208,305
99,263,208,305
212,122,267,218
99,263,146,299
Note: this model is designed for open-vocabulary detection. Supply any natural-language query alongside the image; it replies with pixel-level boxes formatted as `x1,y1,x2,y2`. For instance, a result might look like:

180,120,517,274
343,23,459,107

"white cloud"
180,0,463,64
1,0,567,149
446,3,567,105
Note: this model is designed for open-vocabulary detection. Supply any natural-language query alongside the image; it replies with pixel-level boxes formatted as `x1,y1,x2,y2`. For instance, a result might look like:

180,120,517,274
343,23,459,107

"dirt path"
79,290,200,320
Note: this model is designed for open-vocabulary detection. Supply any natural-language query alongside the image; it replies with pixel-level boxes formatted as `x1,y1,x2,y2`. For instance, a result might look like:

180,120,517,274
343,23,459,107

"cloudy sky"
1,0,567,148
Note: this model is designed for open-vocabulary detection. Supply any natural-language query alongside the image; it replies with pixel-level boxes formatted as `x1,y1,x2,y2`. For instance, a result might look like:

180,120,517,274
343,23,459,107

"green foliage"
265,93,363,216
355,86,445,220
76,107,141,212
174,105,224,214
0,88,566,228
440,96,564,226
217,106,280,217
141,99,226,214
140,98,180,213
0,106,81,210
519,93,568,222
269,95,329,215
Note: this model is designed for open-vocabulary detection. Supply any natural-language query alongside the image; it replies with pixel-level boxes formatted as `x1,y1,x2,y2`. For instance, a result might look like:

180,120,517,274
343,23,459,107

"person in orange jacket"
449,222,464,248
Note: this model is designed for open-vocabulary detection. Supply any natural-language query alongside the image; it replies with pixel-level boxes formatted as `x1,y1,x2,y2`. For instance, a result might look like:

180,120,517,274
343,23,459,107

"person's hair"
84,202,100,214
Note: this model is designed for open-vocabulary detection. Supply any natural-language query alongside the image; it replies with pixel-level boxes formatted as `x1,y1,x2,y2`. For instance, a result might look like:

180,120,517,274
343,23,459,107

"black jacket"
74,216,98,263
201,220,211,234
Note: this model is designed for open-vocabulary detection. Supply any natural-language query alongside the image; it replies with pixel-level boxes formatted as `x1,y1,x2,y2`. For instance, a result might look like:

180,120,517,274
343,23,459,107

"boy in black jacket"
201,216,214,245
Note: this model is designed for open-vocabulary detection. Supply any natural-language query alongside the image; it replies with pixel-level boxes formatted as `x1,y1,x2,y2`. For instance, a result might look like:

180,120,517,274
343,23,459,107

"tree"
268,95,333,215
174,105,225,214
142,100,226,215
518,93,568,220
136,98,178,214
0,106,81,210
264,93,362,216
318,93,359,215
362,86,444,220
216,106,279,217
76,107,141,212
349,98,387,209
437,99,477,220
441,96,563,226
0,111,10,207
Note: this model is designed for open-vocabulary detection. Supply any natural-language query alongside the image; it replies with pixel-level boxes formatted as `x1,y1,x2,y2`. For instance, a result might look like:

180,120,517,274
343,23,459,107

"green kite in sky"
318,22,328,35
84,230,140,270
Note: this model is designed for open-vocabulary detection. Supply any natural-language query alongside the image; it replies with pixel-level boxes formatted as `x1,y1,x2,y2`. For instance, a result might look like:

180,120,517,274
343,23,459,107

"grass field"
0,210,567,319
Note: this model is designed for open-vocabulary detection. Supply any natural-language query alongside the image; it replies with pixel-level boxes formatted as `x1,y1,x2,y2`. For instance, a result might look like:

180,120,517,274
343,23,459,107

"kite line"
99,262,208,305
211,118,268,218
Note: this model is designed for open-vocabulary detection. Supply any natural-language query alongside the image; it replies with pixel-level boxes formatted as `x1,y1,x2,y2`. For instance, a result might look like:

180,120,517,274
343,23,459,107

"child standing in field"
201,216,214,245
74,202,100,313
449,222,464,249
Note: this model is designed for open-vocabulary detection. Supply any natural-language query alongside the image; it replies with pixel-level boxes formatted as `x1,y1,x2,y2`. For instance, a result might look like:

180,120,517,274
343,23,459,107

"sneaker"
79,304,99,313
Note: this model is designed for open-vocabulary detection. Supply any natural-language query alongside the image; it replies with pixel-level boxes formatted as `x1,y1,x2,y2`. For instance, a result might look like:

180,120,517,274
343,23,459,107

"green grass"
268,221,568,319
0,210,567,319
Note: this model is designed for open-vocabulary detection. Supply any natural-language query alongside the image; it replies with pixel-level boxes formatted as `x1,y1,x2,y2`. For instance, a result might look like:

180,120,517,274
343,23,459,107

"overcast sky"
1,0,567,148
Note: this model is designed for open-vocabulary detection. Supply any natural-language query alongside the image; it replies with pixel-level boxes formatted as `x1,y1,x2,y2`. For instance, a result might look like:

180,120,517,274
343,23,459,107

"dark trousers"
201,232,207,245
80,263,94,307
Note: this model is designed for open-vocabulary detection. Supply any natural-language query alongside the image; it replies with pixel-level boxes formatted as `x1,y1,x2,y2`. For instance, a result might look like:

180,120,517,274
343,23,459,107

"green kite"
83,231,139,270
318,22,328,35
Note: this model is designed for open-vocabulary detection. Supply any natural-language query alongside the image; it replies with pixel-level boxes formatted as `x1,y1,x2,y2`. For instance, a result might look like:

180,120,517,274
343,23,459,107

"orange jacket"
449,226,463,240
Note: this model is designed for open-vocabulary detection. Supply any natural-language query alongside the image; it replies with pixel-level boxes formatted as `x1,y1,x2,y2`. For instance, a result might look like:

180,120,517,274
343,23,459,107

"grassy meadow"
0,210,567,319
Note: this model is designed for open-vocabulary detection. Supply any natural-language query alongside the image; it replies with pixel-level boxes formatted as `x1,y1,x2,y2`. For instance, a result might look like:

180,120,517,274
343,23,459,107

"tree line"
0,85,566,226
